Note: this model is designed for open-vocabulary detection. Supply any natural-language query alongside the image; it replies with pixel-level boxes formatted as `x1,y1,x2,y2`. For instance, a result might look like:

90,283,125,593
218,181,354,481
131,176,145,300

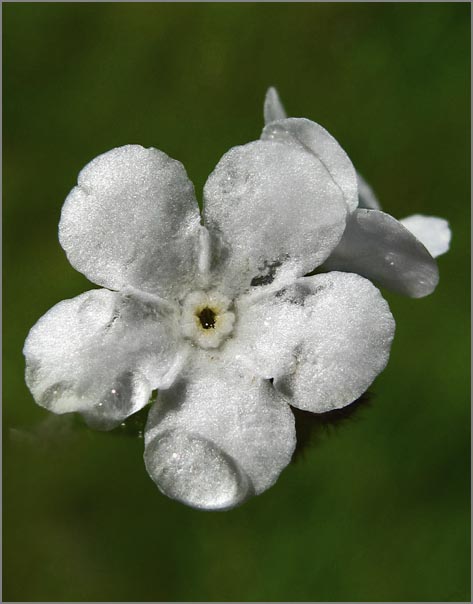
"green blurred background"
3,3,470,602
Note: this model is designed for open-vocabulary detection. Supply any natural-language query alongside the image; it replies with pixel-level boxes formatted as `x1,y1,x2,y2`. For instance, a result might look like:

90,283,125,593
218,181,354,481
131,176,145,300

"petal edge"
322,209,440,298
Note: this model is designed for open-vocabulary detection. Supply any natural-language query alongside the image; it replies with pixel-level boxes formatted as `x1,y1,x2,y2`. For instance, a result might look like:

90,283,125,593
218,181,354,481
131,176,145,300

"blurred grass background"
3,2,470,602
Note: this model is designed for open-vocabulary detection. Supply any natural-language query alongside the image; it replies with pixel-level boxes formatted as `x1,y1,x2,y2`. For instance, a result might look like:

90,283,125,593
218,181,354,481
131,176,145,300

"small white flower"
24,89,444,511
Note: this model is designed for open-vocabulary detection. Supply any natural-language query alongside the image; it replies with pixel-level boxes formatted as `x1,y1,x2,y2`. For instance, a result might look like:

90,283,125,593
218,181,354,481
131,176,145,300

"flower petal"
321,209,439,298
23,289,183,429
230,273,395,413
203,139,347,295
357,172,381,210
261,117,358,213
144,430,251,511
264,86,287,124
144,356,296,510
400,214,451,258
59,145,201,300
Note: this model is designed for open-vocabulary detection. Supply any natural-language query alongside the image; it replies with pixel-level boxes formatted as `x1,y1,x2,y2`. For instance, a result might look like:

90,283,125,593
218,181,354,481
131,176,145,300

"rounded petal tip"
144,430,251,511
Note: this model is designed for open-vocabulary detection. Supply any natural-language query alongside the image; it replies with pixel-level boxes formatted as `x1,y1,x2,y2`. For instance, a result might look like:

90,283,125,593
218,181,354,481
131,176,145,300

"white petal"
322,209,440,298
203,139,347,296
144,356,296,510
59,145,201,301
145,430,250,510
261,117,358,213
23,289,183,429
357,172,381,210
196,225,212,285
400,214,451,258
230,273,395,413
264,87,287,124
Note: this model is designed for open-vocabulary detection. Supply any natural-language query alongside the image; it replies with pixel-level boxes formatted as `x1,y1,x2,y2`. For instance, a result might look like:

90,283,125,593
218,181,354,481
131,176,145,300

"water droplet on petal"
39,381,75,411
99,371,135,414
144,430,251,510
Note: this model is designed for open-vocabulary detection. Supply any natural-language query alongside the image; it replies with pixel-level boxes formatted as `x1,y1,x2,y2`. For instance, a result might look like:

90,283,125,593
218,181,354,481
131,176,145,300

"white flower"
264,87,451,297
28,88,449,511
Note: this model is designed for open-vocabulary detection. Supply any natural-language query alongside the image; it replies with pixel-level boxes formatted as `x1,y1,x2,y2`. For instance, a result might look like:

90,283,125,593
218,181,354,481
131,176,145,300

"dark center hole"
199,307,216,329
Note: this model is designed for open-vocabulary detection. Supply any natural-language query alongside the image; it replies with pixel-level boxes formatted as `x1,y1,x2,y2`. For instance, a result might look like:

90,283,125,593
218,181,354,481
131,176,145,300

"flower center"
181,290,235,349
199,307,216,330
